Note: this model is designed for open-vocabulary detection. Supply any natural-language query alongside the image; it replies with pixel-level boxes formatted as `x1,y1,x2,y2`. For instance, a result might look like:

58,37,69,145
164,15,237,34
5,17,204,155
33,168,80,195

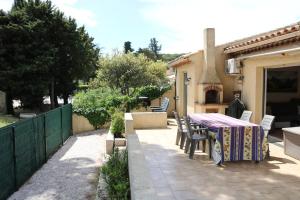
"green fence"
0,104,72,200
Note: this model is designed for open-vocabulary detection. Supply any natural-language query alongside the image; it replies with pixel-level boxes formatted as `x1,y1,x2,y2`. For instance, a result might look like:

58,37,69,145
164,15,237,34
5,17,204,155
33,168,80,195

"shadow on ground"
8,129,107,200
136,127,300,200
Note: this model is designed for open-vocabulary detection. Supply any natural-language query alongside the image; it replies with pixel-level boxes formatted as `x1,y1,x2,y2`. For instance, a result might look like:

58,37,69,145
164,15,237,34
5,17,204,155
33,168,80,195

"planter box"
283,127,300,161
106,130,126,155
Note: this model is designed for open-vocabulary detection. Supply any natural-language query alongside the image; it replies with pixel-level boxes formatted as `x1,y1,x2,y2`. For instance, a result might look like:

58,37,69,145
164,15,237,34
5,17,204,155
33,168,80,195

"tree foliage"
124,41,134,53
0,0,99,112
92,53,168,95
161,53,185,62
73,85,170,129
148,37,161,60
136,47,156,61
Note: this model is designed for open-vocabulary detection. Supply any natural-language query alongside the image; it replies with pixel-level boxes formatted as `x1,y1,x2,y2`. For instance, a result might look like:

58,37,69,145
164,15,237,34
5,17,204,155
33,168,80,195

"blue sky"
1,0,300,54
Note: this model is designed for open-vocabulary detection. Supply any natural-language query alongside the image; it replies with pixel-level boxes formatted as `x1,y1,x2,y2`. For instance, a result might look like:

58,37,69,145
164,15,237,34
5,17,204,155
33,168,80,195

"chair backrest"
260,115,275,131
161,97,168,107
240,110,252,122
183,116,192,139
173,111,184,132
161,98,169,112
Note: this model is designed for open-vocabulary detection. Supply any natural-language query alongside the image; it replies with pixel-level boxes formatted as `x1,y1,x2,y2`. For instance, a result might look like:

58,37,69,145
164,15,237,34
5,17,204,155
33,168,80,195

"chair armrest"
151,107,162,111
150,106,161,109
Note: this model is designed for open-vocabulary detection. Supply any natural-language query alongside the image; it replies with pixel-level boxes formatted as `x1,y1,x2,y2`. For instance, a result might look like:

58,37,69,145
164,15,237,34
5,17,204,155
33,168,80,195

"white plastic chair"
240,110,252,122
260,115,275,158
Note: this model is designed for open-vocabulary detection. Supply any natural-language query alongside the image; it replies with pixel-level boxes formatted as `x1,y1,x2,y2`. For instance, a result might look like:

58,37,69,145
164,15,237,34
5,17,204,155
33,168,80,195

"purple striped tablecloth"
189,113,267,164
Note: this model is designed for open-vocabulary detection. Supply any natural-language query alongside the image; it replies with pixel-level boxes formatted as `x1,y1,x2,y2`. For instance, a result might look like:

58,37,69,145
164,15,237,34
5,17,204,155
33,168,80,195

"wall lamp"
184,77,191,85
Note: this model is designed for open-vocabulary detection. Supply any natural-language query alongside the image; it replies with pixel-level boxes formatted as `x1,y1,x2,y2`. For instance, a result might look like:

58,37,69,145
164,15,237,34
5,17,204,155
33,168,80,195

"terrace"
128,119,300,200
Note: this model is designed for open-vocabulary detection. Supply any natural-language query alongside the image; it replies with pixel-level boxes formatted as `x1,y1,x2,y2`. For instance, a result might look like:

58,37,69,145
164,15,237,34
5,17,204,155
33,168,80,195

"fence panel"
33,115,46,168
45,108,62,158
0,126,15,200
61,104,72,142
0,104,72,200
13,119,37,187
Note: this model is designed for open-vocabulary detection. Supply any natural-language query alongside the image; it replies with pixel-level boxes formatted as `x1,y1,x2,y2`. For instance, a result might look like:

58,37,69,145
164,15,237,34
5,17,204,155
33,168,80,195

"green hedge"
110,112,125,138
73,85,171,129
101,148,130,199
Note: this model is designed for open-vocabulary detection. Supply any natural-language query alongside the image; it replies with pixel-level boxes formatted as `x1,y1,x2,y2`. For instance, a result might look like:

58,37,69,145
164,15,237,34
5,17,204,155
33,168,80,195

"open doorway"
264,66,300,140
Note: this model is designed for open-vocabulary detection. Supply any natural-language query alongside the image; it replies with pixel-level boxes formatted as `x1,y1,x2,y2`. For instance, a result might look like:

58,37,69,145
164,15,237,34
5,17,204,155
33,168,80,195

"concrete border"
127,133,157,200
125,112,167,135
105,130,126,155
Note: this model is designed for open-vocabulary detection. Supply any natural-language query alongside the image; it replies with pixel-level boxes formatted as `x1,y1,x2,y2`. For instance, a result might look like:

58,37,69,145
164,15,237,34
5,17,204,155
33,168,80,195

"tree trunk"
50,78,55,109
54,93,59,108
63,93,68,105
5,91,14,114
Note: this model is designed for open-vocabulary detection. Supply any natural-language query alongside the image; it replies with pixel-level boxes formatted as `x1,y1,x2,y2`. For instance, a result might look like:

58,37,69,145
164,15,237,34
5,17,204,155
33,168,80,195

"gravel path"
8,130,107,200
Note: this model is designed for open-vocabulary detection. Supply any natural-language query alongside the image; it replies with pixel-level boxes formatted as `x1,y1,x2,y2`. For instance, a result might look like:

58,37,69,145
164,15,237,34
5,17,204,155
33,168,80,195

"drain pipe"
174,69,177,112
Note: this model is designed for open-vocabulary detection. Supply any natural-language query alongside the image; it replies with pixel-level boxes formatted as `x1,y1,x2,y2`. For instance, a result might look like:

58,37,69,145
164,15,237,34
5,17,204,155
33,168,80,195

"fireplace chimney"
200,28,221,83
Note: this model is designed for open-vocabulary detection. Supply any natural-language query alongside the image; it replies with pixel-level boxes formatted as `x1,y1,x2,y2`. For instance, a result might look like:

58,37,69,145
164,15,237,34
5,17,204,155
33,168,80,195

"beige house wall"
174,47,236,117
175,52,202,116
239,51,300,123
173,25,300,123
215,46,236,102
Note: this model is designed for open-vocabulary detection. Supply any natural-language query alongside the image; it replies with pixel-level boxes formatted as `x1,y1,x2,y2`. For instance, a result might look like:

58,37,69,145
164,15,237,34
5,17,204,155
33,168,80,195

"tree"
47,12,99,107
136,48,156,61
0,1,54,111
124,41,134,53
148,37,161,60
0,0,100,112
92,53,167,95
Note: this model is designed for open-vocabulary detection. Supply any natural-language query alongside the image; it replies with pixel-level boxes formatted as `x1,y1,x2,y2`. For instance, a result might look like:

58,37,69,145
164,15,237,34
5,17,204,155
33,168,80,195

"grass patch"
0,115,18,128
101,148,130,199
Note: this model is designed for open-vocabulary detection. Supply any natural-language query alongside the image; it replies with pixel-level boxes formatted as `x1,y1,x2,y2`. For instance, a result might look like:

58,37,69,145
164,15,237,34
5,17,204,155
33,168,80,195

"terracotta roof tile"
224,22,300,54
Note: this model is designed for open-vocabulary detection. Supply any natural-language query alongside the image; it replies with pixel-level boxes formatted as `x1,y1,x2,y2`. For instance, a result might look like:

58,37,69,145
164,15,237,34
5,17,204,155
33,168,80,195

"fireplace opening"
205,90,219,104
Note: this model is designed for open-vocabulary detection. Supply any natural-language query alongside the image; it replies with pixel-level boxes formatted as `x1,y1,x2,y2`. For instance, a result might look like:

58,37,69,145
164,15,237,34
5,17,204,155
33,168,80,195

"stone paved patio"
135,123,300,200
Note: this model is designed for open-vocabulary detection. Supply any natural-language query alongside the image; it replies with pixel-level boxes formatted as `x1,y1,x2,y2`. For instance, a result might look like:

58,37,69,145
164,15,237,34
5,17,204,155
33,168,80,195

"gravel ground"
8,129,107,200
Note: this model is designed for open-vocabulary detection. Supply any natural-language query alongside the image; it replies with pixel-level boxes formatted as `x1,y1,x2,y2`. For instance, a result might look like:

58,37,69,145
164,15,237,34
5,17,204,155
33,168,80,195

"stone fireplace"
205,85,221,104
195,28,227,113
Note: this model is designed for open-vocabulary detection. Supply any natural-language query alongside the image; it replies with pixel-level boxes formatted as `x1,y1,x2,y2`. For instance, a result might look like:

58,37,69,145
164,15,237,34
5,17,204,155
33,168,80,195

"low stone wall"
125,112,167,199
125,112,167,135
72,114,94,134
127,134,157,199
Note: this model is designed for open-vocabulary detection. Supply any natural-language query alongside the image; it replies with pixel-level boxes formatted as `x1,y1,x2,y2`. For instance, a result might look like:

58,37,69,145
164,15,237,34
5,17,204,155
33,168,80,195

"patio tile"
172,190,203,200
155,186,174,197
135,124,300,200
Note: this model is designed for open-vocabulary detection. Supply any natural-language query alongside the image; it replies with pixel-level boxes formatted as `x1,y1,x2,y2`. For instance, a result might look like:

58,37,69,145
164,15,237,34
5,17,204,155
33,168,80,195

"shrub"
110,112,124,138
72,84,171,128
133,85,171,101
73,88,120,128
101,148,130,199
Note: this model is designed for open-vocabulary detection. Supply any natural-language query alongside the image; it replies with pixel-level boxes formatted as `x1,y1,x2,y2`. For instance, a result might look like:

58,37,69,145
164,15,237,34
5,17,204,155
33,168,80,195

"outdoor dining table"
189,113,268,164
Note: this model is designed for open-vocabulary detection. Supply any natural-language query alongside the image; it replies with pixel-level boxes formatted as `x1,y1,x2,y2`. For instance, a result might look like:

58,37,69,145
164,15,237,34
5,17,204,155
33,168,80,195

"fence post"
11,125,17,190
60,107,64,145
70,104,73,137
43,114,47,160
32,118,37,171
